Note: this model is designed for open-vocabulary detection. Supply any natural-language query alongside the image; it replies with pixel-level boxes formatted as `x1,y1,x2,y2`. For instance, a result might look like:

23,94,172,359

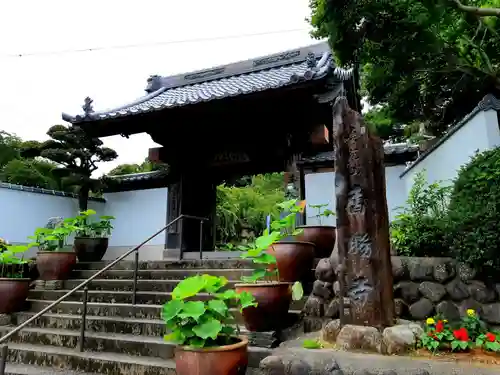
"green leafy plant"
303,338,324,349
43,222,77,251
72,209,115,238
0,243,36,278
391,170,452,257
239,199,305,301
446,147,500,273
308,203,334,225
419,316,454,353
28,227,59,252
0,237,8,252
476,332,500,353
162,274,256,348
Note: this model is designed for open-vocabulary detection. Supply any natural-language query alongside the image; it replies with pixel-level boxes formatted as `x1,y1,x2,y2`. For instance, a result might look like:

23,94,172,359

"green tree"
0,131,22,168
108,158,167,176
309,0,500,136
22,125,118,211
0,158,61,190
0,131,65,189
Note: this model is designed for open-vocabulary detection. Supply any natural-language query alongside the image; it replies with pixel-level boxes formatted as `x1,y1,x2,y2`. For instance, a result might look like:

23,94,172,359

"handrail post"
179,217,184,260
0,344,7,375
199,220,204,260
132,249,139,305
79,287,88,352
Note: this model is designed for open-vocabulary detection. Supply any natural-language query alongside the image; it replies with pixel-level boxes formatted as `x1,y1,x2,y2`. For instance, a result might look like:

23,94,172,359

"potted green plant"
34,222,78,282
162,274,256,375
235,223,304,332
269,199,315,282
0,242,36,314
296,203,336,258
72,209,115,262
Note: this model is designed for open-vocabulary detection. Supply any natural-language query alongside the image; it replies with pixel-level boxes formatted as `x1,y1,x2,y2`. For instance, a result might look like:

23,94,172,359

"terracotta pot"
175,336,248,375
235,282,292,332
36,251,77,280
74,237,109,262
269,241,315,282
296,225,336,258
0,278,30,314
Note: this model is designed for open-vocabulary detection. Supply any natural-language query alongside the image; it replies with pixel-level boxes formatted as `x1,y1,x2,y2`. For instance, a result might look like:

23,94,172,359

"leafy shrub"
391,171,452,257
216,173,285,245
447,147,500,272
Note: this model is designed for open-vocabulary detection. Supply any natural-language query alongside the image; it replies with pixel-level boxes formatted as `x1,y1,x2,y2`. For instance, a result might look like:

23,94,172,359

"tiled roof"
62,42,352,123
0,182,105,202
107,170,168,183
298,143,420,164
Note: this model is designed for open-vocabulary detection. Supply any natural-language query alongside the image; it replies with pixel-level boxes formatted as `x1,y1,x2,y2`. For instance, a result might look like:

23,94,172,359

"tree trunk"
78,185,90,212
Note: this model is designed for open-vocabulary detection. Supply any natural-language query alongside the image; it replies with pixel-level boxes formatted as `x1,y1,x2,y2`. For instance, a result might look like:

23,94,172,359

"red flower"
436,320,444,333
486,332,496,342
453,327,469,342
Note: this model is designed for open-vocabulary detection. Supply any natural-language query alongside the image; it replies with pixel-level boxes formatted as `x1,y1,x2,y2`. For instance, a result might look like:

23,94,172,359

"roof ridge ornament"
82,97,94,115
306,52,317,69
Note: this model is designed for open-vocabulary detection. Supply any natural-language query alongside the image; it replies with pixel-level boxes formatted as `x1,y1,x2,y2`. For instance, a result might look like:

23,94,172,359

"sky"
0,0,319,175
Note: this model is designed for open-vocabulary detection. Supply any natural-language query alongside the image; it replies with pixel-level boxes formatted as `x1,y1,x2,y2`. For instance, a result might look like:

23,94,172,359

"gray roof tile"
298,143,420,164
62,42,352,123
107,170,168,183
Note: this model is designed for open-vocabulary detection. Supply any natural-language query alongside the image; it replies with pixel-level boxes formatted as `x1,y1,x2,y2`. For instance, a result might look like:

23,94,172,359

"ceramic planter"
36,251,77,280
175,336,248,375
235,282,292,332
74,237,109,262
0,278,30,314
269,241,315,282
295,225,336,258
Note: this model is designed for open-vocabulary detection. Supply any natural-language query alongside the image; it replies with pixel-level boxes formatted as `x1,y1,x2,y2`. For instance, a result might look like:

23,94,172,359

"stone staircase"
1,259,310,374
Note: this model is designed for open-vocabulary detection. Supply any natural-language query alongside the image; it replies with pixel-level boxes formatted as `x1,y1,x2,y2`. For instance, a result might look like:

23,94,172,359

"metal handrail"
0,214,207,368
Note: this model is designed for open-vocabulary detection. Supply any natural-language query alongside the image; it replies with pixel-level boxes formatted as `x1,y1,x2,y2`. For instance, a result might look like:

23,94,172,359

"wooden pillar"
333,97,395,329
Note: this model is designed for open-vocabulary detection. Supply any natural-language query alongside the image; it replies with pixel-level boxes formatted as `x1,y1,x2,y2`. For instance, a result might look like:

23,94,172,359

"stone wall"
304,256,500,330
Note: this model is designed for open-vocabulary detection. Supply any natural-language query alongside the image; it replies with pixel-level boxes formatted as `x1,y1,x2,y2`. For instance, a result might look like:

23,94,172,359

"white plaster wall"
304,165,406,224
102,187,168,261
0,186,169,261
402,109,500,190
385,165,408,219
304,172,336,226
0,187,104,258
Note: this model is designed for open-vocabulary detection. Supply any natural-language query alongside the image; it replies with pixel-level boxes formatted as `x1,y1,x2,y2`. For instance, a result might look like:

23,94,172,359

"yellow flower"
443,319,448,323
467,309,475,317
426,318,436,325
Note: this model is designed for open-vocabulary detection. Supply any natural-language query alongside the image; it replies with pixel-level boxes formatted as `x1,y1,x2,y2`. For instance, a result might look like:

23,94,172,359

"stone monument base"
321,320,423,355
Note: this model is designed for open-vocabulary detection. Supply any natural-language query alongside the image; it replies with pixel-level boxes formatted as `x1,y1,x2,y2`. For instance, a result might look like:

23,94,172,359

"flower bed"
419,309,499,358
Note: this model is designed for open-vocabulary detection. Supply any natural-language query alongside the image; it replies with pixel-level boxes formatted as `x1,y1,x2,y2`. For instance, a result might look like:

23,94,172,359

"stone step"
74,259,254,271
4,363,99,375
25,299,301,323
28,290,307,310
12,312,296,344
5,342,177,375
2,330,271,373
64,278,315,294
64,278,239,292
13,312,166,336
70,268,254,280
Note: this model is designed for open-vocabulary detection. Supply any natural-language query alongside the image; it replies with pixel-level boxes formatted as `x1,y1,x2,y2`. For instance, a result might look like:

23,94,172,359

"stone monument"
332,96,395,329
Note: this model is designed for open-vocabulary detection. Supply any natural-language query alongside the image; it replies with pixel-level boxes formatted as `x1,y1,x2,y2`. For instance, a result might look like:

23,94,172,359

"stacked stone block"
304,256,500,327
